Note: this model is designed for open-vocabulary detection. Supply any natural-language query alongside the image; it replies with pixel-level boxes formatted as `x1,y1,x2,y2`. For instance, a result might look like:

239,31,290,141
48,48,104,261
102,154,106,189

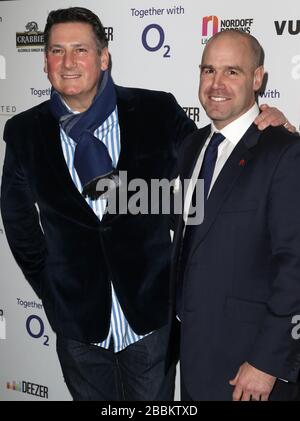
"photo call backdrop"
0,0,299,401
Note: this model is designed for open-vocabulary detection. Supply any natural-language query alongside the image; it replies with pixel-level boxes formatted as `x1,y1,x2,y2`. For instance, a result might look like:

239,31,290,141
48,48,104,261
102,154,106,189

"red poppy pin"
239,159,246,167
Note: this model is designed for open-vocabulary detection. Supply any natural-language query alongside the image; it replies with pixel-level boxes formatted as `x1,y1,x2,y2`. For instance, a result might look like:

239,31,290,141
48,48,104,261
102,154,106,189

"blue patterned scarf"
49,70,117,199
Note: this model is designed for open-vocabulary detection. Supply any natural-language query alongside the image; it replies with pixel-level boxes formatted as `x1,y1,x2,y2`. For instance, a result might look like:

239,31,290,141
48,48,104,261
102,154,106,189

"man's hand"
229,362,276,401
255,104,296,133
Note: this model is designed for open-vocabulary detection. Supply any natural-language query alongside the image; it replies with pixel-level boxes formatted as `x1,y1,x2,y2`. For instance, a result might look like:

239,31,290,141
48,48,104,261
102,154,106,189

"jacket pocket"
225,296,267,324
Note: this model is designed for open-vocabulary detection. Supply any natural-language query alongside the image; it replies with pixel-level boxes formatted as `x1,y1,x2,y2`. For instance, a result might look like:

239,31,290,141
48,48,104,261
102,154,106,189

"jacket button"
100,226,112,233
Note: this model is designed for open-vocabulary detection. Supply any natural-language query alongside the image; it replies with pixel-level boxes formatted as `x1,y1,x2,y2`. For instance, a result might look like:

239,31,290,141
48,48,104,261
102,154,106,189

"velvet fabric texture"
1,86,196,343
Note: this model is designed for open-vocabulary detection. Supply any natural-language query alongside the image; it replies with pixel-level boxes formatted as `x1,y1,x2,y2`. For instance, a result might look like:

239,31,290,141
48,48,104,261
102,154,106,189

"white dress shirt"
184,104,259,225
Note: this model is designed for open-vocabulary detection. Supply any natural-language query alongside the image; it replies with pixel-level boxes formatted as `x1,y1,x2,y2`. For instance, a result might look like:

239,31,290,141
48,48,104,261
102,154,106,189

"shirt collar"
61,97,80,114
211,103,260,147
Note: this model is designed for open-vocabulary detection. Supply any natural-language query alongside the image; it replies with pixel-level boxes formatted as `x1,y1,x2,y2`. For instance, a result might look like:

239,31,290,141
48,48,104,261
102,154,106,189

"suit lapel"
176,126,211,238
101,87,140,224
115,86,139,172
37,104,100,225
181,126,211,181
186,123,261,260
171,126,211,278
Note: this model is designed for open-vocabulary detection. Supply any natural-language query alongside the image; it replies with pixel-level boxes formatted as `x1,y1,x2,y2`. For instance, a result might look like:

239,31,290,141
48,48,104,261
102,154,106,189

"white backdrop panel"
0,0,299,401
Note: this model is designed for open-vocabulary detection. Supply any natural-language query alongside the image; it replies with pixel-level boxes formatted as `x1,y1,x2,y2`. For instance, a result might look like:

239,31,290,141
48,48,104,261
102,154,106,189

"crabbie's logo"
16,22,44,52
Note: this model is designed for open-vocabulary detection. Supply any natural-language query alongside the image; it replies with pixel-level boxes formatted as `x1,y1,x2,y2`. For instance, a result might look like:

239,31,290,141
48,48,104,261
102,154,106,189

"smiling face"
199,32,264,129
44,22,109,112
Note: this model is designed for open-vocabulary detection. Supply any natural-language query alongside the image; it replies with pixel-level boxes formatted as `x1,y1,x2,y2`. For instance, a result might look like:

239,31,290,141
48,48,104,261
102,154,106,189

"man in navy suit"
0,8,294,401
172,30,300,401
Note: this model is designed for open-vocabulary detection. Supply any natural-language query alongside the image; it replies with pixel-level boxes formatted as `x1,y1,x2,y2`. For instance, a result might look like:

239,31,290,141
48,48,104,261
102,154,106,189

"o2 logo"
26,315,49,346
142,24,171,58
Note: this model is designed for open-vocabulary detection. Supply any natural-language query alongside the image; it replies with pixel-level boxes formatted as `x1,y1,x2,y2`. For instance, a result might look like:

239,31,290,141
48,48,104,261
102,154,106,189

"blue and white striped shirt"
60,106,147,352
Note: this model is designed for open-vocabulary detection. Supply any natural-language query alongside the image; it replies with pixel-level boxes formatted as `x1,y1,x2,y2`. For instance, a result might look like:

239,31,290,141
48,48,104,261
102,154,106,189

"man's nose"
211,72,225,89
63,50,76,68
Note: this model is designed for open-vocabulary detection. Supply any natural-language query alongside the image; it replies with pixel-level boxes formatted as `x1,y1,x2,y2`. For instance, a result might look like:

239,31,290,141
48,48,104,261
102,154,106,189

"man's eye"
76,48,88,54
202,68,214,74
50,49,63,55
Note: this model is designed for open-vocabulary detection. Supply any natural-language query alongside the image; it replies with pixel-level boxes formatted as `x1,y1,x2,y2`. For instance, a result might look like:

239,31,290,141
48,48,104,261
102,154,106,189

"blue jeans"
56,324,176,401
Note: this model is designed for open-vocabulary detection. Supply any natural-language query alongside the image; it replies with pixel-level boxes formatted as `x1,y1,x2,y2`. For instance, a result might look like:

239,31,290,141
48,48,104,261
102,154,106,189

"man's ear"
100,47,110,71
253,66,264,91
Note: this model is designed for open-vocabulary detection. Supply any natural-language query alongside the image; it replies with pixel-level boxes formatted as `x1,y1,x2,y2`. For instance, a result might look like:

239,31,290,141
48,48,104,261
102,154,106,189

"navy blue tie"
200,132,225,199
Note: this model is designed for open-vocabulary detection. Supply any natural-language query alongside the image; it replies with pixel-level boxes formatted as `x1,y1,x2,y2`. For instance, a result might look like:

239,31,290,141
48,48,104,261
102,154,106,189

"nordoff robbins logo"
16,22,44,48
